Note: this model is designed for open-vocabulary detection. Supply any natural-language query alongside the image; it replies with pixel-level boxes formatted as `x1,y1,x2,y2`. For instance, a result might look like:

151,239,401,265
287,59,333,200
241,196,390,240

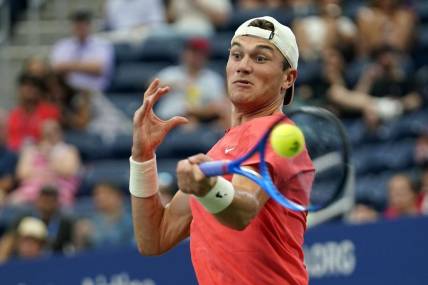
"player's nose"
236,55,252,74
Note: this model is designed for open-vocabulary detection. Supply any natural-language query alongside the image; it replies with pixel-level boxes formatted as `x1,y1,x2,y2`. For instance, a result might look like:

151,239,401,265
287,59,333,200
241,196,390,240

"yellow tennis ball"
270,124,305,158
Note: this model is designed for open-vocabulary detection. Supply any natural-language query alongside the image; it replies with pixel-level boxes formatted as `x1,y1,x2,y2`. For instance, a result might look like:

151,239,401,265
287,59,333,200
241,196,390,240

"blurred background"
0,0,428,284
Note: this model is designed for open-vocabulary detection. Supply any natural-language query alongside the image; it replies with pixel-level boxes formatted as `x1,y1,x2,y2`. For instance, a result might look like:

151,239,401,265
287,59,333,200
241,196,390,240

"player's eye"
230,51,242,60
255,55,268,63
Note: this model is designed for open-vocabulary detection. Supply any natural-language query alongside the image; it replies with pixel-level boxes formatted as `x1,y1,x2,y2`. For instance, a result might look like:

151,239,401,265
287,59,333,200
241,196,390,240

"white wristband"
129,156,159,198
196,177,235,214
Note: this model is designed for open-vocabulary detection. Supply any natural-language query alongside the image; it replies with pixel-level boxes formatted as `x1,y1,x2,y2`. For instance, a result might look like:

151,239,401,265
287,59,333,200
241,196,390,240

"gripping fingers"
133,99,150,124
177,159,194,194
146,86,170,111
188,154,211,164
146,78,160,94
134,83,169,123
134,79,159,122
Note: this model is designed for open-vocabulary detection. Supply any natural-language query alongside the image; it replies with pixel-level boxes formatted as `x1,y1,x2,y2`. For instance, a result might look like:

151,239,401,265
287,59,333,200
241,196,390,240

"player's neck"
231,104,283,127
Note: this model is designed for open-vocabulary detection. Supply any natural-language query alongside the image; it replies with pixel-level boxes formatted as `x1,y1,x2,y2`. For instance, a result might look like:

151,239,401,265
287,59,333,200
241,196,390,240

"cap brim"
284,85,294,106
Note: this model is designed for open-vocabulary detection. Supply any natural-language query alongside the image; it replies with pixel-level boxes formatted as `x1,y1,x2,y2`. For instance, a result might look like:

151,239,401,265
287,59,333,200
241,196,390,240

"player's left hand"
177,154,217,197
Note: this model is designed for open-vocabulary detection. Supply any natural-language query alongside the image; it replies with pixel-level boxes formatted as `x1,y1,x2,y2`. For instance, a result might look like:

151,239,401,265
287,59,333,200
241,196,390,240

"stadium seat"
72,195,132,219
342,118,366,146
389,109,428,139
295,59,322,86
355,171,395,208
207,59,227,78
78,158,181,197
64,131,115,161
113,42,145,64
0,204,32,234
114,36,183,65
352,139,416,175
164,126,223,159
413,24,428,69
78,160,131,196
341,0,364,20
139,36,184,63
209,32,233,60
107,94,142,118
217,8,293,32
107,61,171,93
416,1,428,23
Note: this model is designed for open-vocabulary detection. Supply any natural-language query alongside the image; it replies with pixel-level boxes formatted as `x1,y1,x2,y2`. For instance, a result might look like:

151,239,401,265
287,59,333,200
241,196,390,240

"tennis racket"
199,106,353,213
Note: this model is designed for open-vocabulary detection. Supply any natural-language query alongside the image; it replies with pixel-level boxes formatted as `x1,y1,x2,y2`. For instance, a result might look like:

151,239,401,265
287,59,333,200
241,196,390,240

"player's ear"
281,69,297,93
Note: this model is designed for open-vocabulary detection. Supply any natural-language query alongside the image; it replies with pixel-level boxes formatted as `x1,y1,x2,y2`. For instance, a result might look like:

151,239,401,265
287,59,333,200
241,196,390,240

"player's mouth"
233,79,253,87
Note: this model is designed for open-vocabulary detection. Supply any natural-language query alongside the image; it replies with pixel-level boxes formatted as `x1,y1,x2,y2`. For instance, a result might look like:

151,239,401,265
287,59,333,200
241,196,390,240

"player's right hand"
132,79,188,162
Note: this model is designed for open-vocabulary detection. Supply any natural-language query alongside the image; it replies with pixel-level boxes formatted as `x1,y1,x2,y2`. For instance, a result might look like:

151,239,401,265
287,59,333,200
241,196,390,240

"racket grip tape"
199,161,229,177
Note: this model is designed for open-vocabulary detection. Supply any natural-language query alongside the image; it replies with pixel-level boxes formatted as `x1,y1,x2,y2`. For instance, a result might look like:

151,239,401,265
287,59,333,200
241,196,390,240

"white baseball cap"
231,16,299,105
18,217,48,240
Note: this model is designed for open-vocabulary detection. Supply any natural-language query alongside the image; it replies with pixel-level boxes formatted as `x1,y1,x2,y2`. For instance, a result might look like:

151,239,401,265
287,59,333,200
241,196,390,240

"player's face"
226,36,294,110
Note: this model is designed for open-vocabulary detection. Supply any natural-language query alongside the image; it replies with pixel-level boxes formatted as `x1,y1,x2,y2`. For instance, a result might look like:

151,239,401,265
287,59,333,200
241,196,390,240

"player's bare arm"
131,79,192,256
177,154,269,230
52,61,105,76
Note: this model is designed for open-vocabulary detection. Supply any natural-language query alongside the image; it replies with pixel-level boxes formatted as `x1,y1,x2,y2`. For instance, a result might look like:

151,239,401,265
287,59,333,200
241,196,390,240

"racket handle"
199,161,229,177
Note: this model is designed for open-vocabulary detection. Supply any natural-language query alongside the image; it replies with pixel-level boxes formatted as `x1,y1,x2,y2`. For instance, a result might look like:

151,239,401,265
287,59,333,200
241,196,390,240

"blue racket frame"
199,115,308,212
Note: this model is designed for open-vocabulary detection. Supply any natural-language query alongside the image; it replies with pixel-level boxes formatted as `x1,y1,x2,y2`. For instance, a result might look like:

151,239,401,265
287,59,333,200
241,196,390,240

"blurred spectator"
15,217,48,260
23,57,51,80
166,0,232,36
99,0,167,43
104,0,165,31
85,92,132,144
0,110,17,205
346,199,380,224
49,9,131,142
286,0,316,17
47,71,130,144
236,0,285,10
418,167,428,214
0,217,48,263
22,57,93,131
50,9,113,92
7,73,60,151
10,120,81,207
155,37,229,127
356,0,416,57
0,186,74,256
47,74,91,131
73,183,133,250
33,186,74,252
326,46,422,129
415,132,428,166
384,174,419,219
293,0,357,61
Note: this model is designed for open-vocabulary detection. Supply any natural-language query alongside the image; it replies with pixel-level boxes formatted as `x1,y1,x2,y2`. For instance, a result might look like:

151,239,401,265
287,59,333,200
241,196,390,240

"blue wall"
305,216,428,284
1,217,428,285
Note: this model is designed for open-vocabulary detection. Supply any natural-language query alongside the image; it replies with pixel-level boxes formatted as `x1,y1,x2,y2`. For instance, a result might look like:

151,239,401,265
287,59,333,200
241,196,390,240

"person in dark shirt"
0,186,74,256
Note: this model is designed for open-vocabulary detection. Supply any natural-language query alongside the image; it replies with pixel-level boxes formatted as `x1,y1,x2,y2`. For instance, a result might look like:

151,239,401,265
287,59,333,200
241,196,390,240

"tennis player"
130,16,314,285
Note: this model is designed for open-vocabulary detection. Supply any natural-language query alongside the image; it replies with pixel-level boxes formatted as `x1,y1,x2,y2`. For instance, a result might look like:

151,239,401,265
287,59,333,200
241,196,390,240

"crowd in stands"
0,0,427,263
